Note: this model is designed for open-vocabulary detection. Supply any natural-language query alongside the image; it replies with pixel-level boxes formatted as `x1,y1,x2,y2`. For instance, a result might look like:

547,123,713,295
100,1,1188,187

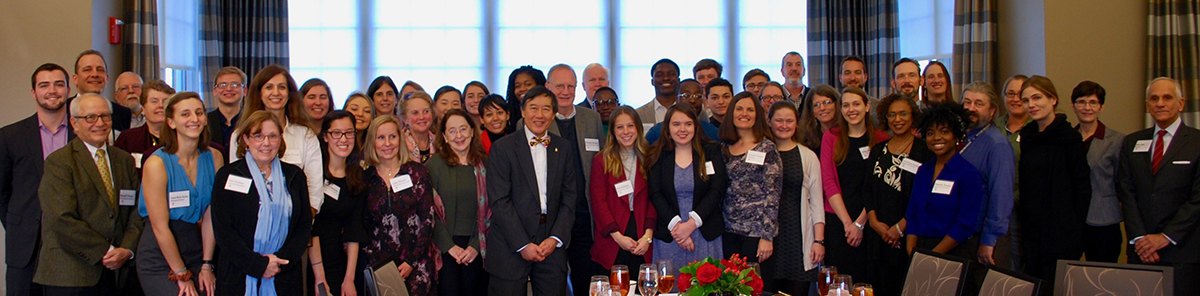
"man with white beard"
780,52,809,104
113,72,144,127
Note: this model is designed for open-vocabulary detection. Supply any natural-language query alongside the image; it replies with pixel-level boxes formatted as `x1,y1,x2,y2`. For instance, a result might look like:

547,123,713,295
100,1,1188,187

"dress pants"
1081,223,1122,263
1127,251,1200,295
6,254,43,296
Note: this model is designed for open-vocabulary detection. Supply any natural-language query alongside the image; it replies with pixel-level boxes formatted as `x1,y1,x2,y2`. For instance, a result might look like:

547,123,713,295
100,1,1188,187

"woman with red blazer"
590,106,657,269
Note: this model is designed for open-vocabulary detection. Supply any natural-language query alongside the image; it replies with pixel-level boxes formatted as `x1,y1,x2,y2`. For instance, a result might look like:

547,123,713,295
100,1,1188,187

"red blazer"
588,154,656,269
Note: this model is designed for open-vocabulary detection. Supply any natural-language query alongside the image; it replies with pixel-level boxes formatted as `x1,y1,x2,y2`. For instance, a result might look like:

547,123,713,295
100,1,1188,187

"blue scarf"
244,152,292,296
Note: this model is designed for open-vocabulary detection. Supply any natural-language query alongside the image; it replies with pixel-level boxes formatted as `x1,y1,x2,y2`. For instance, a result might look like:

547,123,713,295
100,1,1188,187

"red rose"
696,262,722,284
747,272,764,295
678,273,693,291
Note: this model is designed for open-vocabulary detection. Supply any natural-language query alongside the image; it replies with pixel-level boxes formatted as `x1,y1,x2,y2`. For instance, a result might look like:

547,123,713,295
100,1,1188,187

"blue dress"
138,149,215,223
136,149,216,295
653,163,723,266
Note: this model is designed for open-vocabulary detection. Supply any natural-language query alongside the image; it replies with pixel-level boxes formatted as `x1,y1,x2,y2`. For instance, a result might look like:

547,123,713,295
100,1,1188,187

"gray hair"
963,81,1003,117
1146,77,1184,99
583,63,608,77
548,63,576,78
69,93,111,117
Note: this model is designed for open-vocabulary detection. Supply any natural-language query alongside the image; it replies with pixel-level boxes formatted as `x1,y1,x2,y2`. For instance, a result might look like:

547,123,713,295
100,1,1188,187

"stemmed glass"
829,274,853,296
638,263,659,295
656,260,675,293
818,266,838,296
589,275,611,296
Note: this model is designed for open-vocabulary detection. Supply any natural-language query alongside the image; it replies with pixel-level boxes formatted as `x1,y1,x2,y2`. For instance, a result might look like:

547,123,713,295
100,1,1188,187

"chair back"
1053,260,1172,296
901,248,971,296
978,264,1041,296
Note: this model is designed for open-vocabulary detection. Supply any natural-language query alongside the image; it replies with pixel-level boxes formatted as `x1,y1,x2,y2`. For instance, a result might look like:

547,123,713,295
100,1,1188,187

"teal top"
139,149,215,223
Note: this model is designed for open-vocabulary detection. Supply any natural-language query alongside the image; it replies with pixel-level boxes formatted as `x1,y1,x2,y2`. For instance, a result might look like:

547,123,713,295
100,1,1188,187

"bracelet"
202,260,215,266
814,240,826,245
853,222,865,230
311,261,323,266
167,269,194,282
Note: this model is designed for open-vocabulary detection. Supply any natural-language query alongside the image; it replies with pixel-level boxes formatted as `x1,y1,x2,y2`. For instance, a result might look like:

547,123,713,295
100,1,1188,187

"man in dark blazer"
67,50,133,132
35,94,143,295
1117,77,1200,295
485,86,579,296
0,63,75,296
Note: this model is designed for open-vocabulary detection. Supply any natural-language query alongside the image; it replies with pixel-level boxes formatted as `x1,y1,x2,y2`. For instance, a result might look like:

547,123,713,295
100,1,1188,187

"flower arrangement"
677,254,763,296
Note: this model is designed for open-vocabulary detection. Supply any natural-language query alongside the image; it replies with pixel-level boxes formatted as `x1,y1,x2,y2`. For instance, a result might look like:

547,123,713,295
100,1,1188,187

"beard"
38,97,65,111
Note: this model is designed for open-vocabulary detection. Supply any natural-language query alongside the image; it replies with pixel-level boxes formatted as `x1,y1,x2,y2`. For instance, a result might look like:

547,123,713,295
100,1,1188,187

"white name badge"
932,180,955,195
859,146,871,160
131,153,143,169
168,191,190,209
118,189,136,206
1133,140,1152,153
1174,160,1191,165
745,150,767,165
705,161,716,175
585,138,601,152
614,180,634,197
324,182,342,200
900,158,923,174
225,175,253,194
391,174,413,193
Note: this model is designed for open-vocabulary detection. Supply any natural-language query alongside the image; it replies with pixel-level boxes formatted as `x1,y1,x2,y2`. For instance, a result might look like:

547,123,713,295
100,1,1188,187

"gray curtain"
951,0,997,97
807,0,900,99
1147,0,1200,127
201,0,290,107
124,0,159,80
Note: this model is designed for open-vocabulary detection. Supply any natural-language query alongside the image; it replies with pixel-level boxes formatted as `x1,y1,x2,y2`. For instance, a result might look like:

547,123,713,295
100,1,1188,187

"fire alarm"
109,17,123,44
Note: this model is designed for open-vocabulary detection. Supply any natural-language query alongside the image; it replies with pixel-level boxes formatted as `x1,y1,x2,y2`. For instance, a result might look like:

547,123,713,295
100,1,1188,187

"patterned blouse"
723,139,784,240
362,162,438,295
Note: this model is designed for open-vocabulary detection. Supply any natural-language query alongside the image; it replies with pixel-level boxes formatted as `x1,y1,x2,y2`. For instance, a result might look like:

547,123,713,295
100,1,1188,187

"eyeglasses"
595,99,618,106
678,94,703,100
250,133,282,142
1073,100,1102,108
117,84,142,92
761,95,784,102
73,113,113,123
745,82,768,90
326,130,355,140
215,83,244,89
812,99,834,108
886,111,911,119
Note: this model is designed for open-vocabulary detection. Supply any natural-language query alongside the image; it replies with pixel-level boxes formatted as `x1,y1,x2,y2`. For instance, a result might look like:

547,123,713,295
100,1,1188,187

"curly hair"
918,102,971,142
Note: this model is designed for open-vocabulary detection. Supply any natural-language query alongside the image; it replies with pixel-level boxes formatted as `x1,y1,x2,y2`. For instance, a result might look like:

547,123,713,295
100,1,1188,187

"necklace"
888,135,915,155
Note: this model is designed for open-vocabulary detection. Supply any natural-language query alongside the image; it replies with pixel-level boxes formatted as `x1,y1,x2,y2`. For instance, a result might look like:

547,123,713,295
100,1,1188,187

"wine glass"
590,275,611,296
656,260,675,293
638,263,659,295
853,283,874,296
611,265,630,296
829,275,853,296
818,266,837,296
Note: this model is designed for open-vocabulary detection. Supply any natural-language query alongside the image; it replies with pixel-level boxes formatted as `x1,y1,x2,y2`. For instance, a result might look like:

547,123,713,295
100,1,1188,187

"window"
898,0,954,66
159,0,201,93
288,0,807,108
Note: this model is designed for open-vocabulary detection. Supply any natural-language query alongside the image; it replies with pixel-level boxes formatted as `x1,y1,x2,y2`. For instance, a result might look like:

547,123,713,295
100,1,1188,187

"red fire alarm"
109,17,123,44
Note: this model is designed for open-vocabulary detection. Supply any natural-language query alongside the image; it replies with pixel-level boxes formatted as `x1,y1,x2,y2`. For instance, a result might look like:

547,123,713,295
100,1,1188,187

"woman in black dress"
762,101,826,295
306,111,368,295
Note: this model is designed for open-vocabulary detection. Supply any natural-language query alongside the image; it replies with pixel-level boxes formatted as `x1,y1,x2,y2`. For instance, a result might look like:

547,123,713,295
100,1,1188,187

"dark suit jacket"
35,139,142,287
483,131,579,280
66,94,133,131
0,114,74,268
210,159,313,295
1117,123,1200,263
648,143,728,242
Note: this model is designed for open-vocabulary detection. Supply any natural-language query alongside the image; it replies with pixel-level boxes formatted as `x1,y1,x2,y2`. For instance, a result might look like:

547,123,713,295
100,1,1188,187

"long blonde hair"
601,106,650,178
362,115,411,166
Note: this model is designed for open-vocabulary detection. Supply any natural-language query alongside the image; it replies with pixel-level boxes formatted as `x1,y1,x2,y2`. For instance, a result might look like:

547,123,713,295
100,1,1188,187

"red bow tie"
529,136,550,147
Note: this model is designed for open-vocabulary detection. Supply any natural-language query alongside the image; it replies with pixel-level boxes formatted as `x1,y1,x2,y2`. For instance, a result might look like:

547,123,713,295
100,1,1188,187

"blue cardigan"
905,153,986,243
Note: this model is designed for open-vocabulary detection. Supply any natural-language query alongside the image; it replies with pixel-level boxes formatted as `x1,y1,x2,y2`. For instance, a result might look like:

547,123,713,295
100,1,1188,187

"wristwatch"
853,222,865,230
814,240,826,245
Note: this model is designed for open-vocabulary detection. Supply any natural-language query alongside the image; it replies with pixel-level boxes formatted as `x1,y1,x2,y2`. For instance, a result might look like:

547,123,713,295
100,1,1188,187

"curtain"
124,0,159,80
1147,0,1200,127
951,0,997,97
201,0,290,106
807,0,900,99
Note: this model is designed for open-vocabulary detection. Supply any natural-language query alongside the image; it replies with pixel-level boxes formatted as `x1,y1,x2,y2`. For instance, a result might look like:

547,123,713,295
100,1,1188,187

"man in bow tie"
485,85,579,295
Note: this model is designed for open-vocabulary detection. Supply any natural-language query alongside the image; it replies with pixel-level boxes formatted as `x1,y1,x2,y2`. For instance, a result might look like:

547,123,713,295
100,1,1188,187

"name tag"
745,150,767,165
1173,160,1191,165
585,138,600,152
390,174,413,193
1133,140,1152,153
932,180,955,195
859,146,871,160
614,180,634,197
168,191,190,209
282,150,302,164
900,158,922,174
131,153,143,169
705,161,716,175
119,189,136,206
324,181,341,200
225,175,253,194
1016,135,1021,143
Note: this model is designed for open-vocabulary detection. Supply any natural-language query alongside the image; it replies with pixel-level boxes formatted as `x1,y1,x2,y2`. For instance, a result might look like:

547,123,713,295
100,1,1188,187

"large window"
289,0,807,108
159,0,202,93
898,0,954,68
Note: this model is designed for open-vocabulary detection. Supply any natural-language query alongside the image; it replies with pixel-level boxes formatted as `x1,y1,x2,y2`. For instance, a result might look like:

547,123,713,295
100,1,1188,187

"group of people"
1,48,1197,296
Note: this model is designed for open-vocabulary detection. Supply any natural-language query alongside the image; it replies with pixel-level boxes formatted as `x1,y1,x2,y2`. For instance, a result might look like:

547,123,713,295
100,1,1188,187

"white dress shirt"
525,126,549,214
653,99,668,123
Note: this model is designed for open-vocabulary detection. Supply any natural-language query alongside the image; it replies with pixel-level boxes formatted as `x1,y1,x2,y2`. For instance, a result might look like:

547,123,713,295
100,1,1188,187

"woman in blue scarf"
211,111,313,295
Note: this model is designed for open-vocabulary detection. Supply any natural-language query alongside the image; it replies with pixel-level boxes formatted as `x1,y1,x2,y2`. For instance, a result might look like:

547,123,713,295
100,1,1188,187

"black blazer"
1117,122,1200,263
211,159,313,295
483,131,579,280
0,114,73,268
648,142,728,242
